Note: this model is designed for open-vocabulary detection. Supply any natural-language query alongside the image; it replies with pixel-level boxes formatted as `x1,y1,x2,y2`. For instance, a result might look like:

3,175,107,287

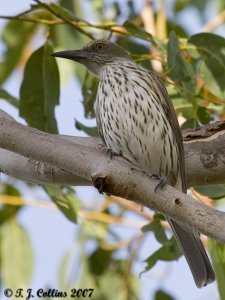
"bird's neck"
100,59,140,79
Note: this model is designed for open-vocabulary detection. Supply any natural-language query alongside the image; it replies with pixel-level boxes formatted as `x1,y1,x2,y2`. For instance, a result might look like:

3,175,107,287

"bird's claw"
106,148,123,159
150,173,167,192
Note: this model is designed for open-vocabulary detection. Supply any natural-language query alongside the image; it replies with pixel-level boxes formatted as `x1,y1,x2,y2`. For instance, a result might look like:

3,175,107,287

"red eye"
96,43,104,50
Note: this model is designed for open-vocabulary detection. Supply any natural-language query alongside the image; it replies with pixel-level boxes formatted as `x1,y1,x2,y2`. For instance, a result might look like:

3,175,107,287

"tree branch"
0,110,225,243
1,110,225,187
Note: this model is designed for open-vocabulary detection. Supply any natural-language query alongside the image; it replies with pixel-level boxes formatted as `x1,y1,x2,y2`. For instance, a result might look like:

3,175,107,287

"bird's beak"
51,50,87,61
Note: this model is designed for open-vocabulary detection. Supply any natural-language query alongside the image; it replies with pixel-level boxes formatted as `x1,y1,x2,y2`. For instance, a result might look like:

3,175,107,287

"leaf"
96,272,140,300
0,205,20,226
144,237,182,271
2,183,21,196
209,239,225,300
174,0,206,12
123,21,153,41
20,42,59,133
196,107,211,124
122,21,164,49
141,214,168,245
59,247,74,290
44,185,80,223
195,185,225,200
167,31,196,93
81,71,99,118
0,88,19,108
88,247,112,276
47,2,82,22
0,220,33,290
0,21,36,84
181,118,199,130
25,2,82,23
154,289,175,300
75,120,98,137
188,33,225,99
0,184,21,225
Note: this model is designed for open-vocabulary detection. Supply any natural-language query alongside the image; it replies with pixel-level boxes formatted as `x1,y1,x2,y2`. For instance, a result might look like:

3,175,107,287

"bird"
52,39,215,287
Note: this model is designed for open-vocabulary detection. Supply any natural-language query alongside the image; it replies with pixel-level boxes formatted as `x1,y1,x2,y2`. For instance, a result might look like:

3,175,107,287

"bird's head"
52,39,131,75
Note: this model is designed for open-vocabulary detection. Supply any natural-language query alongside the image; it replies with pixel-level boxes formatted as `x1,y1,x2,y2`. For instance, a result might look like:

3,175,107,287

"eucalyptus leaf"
142,215,168,245
197,107,211,125
0,21,36,84
167,31,196,93
122,21,163,49
123,20,153,41
0,205,20,226
81,71,99,118
20,42,59,133
0,88,19,108
181,118,199,130
188,33,225,99
144,237,182,271
154,289,175,300
96,272,139,300
48,2,82,22
44,185,80,223
75,120,98,137
209,239,225,300
0,221,33,290
195,185,225,200
88,247,112,276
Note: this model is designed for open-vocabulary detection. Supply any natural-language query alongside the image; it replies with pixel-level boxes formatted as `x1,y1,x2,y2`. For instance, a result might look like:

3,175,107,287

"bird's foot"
106,148,123,159
150,173,167,192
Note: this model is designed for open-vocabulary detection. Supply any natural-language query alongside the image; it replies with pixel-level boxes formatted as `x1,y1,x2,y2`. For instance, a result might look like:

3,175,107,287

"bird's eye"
96,43,104,50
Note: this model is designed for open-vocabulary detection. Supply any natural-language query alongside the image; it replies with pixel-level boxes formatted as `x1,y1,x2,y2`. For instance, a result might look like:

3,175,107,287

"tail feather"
166,217,215,288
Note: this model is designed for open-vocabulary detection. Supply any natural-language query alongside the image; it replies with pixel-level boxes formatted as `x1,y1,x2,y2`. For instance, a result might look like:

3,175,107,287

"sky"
0,1,221,300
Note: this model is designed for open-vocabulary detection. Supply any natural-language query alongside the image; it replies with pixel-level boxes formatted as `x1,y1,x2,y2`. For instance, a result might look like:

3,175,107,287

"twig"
202,9,225,32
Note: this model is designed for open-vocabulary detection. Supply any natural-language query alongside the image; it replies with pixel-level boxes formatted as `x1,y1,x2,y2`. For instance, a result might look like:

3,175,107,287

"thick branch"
1,116,225,187
183,122,225,186
0,112,225,243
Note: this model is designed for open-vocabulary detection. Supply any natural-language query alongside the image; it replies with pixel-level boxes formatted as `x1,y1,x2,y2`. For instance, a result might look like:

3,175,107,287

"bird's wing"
150,72,187,192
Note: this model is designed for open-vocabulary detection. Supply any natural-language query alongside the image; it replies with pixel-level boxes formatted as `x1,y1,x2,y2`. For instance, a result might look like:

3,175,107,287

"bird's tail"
166,217,215,288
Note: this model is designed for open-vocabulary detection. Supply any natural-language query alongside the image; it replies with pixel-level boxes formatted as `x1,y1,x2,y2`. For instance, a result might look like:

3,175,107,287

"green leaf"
167,31,196,93
144,237,182,271
141,215,168,245
0,88,19,108
59,247,74,290
20,42,59,133
44,185,80,223
88,247,112,276
0,205,20,226
123,21,153,41
96,272,140,300
154,289,175,300
196,107,211,124
48,2,82,22
188,33,225,99
122,21,164,49
195,185,225,200
209,239,225,300
181,118,199,130
0,220,33,290
25,2,82,23
2,183,21,196
75,120,98,137
82,71,99,118
0,184,21,226
174,0,206,12
0,21,36,84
